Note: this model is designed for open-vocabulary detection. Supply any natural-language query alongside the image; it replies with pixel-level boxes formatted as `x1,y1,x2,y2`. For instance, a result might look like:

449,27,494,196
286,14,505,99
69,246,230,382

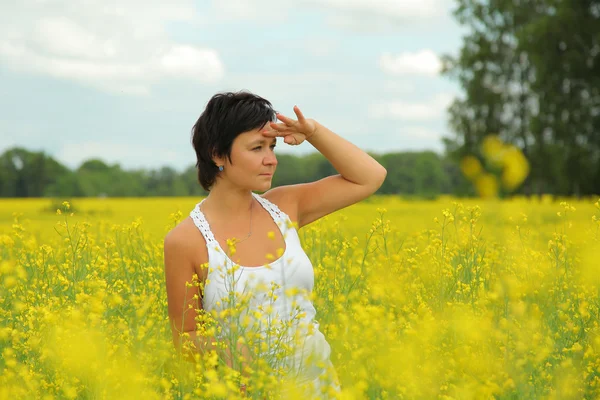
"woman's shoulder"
164,217,209,269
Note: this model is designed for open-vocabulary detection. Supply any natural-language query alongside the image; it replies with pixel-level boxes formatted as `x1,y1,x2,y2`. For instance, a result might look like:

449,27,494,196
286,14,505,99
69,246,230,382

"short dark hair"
191,91,277,191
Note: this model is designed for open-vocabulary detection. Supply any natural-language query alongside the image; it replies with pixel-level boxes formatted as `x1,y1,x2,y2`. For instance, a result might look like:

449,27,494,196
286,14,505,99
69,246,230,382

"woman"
164,91,386,398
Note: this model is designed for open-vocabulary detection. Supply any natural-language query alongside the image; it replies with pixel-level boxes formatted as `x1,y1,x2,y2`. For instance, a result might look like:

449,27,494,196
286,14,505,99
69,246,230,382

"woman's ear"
211,151,224,168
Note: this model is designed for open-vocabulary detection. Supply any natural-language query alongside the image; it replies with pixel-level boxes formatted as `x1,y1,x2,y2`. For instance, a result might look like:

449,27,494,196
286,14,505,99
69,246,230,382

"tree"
0,148,69,197
181,166,207,197
442,0,540,193
522,0,600,195
442,0,600,196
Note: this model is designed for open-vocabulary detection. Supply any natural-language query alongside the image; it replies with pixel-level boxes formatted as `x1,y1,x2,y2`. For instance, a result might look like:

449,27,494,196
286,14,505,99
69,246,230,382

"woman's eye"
253,145,276,151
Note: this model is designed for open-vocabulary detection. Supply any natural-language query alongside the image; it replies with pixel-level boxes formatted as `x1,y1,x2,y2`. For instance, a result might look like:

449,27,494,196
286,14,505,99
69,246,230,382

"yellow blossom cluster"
460,135,530,198
0,195,599,398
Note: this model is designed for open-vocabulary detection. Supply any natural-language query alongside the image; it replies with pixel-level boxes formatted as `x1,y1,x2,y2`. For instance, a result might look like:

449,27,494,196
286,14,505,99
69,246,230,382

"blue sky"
0,0,464,172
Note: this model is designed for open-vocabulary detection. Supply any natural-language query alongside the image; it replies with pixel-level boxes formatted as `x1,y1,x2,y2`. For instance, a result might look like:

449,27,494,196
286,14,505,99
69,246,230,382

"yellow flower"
208,382,228,397
501,146,530,190
481,135,506,167
0,261,14,275
460,155,483,180
475,173,499,198
4,276,17,288
108,293,123,307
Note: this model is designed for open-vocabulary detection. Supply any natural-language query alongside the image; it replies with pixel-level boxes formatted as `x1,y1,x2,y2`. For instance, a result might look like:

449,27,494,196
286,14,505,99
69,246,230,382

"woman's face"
217,124,278,190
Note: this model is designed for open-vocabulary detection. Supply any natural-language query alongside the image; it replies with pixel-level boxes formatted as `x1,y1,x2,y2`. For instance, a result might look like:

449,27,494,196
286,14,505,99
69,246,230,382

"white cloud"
380,49,442,76
160,45,224,81
313,0,446,20
209,0,452,28
211,0,292,21
0,1,224,95
369,92,454,121
305,0,453,31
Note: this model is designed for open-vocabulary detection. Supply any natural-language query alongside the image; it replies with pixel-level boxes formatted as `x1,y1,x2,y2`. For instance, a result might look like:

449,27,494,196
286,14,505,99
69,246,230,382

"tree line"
0,147,469,198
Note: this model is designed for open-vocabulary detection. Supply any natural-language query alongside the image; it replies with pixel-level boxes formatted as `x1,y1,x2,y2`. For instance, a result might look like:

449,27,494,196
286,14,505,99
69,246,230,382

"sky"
0,0,465,172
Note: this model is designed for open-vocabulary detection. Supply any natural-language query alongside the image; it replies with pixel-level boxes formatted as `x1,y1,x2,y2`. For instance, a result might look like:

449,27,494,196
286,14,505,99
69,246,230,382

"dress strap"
190,194,293,248
252,192,293,231
189,201,218,249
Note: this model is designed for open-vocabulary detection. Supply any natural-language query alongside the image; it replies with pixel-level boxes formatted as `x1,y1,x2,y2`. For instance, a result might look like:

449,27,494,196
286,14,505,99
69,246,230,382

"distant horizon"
2,144,449,174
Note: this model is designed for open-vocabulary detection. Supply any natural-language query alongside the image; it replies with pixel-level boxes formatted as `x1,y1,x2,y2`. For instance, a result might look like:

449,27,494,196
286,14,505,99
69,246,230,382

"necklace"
234,200,253,244
201,199,253,244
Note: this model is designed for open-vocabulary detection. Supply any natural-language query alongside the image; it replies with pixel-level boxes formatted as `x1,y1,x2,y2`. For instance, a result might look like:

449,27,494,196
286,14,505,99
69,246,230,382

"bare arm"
306,120,387,188
263,107,387,228
164,228,211,362
164,227,252,371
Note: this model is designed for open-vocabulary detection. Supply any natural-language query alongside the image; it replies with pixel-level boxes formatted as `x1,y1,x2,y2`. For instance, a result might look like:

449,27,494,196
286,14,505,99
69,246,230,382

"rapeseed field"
1,195,599,399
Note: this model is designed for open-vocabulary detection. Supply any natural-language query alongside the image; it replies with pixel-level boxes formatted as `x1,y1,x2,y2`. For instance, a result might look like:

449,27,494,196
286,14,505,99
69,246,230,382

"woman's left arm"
306,120,387,188
262,106,387,228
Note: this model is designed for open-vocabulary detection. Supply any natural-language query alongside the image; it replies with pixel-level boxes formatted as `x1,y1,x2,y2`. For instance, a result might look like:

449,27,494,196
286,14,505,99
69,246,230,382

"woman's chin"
258,180,272,190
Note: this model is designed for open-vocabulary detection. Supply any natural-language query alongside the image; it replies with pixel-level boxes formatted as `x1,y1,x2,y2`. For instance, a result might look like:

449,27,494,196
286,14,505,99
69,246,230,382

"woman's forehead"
244,123,275,135
238,129,276,143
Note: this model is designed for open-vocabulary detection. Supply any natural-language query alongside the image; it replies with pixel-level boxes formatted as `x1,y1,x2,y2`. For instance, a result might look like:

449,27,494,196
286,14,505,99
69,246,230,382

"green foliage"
442,0,600,196
378,151,467,197
0,148,70,197
0,147,464,198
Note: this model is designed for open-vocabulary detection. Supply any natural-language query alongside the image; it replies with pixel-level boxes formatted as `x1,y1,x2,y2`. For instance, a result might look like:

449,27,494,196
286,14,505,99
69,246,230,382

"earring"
218,165,224,171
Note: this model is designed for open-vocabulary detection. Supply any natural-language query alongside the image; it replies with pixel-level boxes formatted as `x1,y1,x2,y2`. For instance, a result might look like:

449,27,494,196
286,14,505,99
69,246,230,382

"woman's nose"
264,153,277,165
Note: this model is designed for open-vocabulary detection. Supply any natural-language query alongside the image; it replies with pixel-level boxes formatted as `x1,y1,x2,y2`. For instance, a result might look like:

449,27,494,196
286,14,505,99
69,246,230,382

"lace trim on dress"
252,192,291,228
189,192,293,248
190,206,217,246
